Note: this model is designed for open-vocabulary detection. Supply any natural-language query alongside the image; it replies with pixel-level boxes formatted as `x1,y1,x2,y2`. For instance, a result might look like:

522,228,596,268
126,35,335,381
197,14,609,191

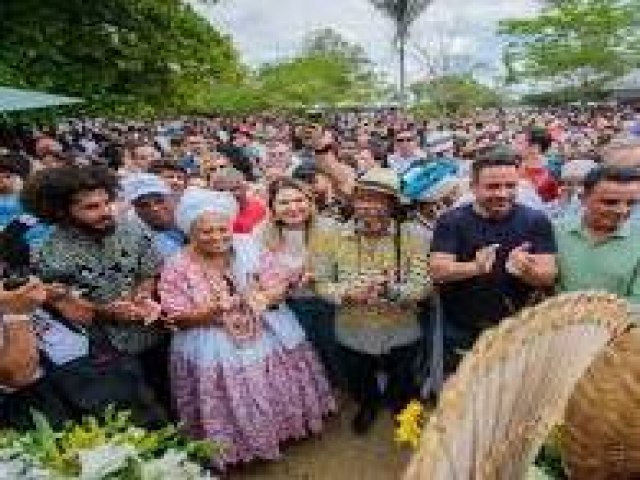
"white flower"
0,456,53,480
78,443,137,480
139,450,212,480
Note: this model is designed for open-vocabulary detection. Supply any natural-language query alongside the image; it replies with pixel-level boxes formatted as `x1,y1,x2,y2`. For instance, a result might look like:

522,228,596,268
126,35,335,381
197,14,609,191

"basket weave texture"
405,292,630,480
564,327,640,480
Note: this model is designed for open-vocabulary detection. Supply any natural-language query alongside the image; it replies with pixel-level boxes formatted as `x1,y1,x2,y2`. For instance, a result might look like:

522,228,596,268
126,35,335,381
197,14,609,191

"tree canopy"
0,0,243,118
499,0,640,92
410,75,503,117
207,28,384,113
0,5,386,118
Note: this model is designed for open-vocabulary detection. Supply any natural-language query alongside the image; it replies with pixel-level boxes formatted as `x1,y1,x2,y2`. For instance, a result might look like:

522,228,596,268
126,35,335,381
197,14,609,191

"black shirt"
431,203,557,328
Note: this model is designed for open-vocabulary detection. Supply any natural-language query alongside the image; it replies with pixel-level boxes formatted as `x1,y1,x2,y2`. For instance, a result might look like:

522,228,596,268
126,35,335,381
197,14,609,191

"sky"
192,0,541,85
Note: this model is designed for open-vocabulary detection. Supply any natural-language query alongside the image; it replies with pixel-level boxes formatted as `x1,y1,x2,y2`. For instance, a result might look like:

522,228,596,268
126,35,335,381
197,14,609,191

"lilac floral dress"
159,236,334,466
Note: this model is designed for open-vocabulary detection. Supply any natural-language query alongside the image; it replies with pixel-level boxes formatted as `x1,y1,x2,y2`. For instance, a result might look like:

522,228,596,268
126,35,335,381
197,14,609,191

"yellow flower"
394,400,425,449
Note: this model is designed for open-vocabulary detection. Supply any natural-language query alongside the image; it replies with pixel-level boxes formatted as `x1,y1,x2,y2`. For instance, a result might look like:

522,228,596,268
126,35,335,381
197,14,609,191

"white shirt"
31,310,89,366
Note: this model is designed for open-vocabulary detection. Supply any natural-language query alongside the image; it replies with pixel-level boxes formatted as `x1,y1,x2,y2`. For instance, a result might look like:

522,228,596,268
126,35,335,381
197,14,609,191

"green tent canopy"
0,86,82,112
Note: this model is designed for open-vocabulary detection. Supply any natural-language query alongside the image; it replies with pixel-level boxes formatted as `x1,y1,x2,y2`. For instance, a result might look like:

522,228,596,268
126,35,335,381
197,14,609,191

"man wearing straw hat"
311,167,430,434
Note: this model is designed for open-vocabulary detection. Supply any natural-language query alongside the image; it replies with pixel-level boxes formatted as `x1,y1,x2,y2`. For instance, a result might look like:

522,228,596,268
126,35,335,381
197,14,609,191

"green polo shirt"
555,218,640,303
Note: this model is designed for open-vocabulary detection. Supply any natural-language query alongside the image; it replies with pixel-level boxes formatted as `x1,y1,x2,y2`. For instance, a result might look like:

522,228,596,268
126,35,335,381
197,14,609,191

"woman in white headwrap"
158,188,334,468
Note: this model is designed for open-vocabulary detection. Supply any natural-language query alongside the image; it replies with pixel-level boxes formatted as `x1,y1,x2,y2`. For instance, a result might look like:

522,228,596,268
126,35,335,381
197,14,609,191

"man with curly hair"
20,165,168,427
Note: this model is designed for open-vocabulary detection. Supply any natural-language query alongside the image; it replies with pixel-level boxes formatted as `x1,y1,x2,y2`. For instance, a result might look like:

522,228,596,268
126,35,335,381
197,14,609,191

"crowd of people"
1,105,640,470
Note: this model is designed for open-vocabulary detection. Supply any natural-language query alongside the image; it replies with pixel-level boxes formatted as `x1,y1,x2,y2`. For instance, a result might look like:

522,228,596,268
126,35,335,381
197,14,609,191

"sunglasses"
396,137,415,143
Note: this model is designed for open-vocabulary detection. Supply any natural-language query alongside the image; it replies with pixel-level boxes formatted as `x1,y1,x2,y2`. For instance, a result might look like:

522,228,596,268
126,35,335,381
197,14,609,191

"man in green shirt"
555,166,640,305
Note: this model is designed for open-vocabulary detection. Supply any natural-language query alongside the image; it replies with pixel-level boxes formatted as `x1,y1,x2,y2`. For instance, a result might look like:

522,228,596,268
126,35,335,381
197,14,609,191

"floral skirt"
170,311,335,466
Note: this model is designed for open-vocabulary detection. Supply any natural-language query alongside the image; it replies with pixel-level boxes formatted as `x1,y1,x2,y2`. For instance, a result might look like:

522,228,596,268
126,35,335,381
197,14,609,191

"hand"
216,289,235,312
133,298,162,325
268,280,289,302
55,296,96,325
108,284,162,325
103,299,156,324
44,282,73,303
245,291,270,318
474,244,500,276
0,277,48,314
506,243,535,278
253,276,288,307
344,286,376,305
297,268,315,288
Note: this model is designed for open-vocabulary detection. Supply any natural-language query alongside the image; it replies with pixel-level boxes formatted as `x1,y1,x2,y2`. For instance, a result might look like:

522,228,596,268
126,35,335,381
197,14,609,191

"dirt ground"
228,401,412,480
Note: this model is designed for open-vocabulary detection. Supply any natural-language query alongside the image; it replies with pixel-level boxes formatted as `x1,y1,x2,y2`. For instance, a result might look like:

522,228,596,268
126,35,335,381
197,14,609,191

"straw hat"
355,167,400,198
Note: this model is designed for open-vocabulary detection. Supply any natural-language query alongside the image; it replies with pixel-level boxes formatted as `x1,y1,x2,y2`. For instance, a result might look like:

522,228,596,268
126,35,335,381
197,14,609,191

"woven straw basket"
563,327,640,480
404,292,630,480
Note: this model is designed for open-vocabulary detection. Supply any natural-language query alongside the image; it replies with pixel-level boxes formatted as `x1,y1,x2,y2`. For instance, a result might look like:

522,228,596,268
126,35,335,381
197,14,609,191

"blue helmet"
400,159,459,202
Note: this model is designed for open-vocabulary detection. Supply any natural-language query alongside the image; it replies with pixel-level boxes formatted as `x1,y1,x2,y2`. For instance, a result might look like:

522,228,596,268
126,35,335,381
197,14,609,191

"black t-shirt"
431,203,557,328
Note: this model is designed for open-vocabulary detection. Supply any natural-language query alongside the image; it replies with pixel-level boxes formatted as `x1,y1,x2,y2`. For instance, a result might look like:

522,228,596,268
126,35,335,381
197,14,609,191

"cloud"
192,0,540,83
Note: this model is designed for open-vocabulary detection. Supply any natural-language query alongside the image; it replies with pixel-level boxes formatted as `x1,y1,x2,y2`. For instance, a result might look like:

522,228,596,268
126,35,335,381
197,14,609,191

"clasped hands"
344,271,399,306
474,242,535,278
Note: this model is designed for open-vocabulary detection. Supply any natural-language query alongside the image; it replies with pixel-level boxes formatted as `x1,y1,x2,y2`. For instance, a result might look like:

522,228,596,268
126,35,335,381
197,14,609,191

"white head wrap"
561,159,598,182
175,188,238,236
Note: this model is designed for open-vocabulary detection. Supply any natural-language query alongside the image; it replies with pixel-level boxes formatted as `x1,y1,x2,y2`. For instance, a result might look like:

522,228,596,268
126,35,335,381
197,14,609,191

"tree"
410,74,502,117
0,0,244,117
369,0,434,105
302,28,371,68
407,16,489,81
255,53,381,109
499,0,640,93
205,42,384,114
301,28,382,100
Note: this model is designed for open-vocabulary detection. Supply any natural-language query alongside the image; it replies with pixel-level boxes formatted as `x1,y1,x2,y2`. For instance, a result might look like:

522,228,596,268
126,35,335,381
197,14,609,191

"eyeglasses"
396,137,415,143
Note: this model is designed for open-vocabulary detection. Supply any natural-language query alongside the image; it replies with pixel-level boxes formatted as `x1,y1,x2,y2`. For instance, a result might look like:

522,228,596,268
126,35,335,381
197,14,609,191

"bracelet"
1,314,30,325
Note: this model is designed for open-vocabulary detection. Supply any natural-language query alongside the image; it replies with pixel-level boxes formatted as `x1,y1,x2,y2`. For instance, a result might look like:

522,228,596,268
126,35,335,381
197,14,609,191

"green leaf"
29,409,59,461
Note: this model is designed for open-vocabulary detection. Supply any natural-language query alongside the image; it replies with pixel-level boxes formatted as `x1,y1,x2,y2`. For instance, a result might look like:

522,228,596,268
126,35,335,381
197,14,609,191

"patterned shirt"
35,222,164,354
310,219,431,355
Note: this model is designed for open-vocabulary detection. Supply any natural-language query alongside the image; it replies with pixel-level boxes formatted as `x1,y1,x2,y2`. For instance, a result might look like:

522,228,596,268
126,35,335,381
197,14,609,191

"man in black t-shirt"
430,155,557,373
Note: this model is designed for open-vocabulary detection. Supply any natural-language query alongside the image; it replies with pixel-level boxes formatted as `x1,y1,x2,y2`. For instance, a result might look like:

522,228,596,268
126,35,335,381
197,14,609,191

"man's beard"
68,216,117,238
